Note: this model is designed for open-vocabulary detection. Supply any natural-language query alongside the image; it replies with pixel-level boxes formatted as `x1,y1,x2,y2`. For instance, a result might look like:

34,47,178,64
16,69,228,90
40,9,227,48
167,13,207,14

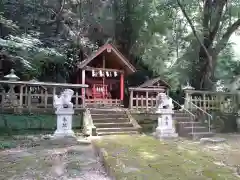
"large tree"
176,0,240,90
1,0,240,90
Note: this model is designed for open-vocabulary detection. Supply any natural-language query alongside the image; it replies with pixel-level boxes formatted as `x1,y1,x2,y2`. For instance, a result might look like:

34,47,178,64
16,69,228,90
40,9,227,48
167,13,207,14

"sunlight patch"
177,145,185,151
213,161,226,166
188,150,198,155
139,151,157,160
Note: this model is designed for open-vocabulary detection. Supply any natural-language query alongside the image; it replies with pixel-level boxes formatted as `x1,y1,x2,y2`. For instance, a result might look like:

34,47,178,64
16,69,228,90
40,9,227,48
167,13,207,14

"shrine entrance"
76,44,136,107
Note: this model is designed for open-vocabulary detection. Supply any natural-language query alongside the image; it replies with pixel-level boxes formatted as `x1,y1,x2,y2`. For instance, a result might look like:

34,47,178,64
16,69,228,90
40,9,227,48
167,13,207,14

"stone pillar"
155,108,178,139
54,107,75,137
53,89,75,138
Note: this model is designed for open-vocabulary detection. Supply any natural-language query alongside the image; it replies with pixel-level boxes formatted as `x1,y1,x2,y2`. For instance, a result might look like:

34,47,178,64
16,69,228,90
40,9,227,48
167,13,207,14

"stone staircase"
174,110,214,139
89,108,141,136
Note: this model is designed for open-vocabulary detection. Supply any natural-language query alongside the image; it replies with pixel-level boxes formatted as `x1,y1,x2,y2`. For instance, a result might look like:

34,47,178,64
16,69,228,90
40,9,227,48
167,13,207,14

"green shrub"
0,141,17,149
211,111,237,133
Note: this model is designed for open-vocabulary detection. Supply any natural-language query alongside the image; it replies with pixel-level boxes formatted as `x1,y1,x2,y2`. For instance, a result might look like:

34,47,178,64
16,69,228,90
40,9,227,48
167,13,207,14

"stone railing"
0,80,88,113
184,90,238,113
128,87,165,112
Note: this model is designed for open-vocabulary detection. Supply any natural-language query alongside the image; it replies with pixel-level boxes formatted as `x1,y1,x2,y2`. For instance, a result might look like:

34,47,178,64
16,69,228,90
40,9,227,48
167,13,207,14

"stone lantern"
182,81,194,91
4,69,20,107
182,81,195,109
4,69,20,81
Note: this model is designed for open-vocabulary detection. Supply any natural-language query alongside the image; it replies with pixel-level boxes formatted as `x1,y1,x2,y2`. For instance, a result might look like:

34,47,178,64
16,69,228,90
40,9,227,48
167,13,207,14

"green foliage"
0,0,239,89
215,44,240,80
0,13,18,30
0,113,83,136
211,112,238,133
0,141,16,149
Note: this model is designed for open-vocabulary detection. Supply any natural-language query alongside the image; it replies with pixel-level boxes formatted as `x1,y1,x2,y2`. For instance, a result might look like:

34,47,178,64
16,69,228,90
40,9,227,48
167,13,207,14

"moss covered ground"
93,135,239,180
0,136,110,180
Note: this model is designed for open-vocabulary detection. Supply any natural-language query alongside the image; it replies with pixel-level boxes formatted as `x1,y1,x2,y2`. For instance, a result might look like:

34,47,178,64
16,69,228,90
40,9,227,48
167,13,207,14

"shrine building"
76,44,136,107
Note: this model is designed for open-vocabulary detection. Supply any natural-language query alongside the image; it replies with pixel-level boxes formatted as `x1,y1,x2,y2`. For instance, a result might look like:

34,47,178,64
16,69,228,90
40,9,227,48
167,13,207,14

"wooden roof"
77,44,136,73
137,77,170,88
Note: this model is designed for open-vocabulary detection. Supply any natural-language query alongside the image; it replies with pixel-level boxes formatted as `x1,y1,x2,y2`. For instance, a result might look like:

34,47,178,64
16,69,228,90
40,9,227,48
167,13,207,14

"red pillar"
120,73,124,101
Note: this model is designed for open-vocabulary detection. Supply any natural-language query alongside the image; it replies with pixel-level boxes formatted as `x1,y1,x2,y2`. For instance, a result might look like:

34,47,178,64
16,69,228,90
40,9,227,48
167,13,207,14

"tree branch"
176,0,212,61
202,0,211,35
209,0,226,42
215,18,240,54
46,0,66,25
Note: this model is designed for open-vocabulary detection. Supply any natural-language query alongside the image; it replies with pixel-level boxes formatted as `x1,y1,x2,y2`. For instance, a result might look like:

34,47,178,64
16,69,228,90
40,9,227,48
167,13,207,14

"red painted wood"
120,73,124,100
92,84,109,99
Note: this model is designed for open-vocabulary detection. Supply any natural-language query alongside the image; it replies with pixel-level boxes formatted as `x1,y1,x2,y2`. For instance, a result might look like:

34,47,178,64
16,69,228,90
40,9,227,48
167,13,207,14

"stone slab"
200,137,226,144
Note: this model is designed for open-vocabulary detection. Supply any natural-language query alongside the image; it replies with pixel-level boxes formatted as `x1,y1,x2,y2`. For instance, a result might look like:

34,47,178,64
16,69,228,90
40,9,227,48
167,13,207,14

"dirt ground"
0,136,111,180
1,133,240,180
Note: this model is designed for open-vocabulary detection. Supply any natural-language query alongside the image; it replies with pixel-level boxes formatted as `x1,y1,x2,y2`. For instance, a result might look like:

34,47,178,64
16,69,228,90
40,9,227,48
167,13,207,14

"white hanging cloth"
106,71,109,77
99,70,103,77
114,71,117,77
92,70,95,77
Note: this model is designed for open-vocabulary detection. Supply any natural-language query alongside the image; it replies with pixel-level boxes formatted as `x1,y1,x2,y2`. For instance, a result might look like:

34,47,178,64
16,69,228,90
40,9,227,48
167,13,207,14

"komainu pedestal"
155,93,178,139
53,89,75,137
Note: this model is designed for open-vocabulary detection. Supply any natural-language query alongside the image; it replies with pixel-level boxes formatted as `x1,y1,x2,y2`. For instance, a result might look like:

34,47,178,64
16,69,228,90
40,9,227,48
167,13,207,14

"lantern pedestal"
53,89,75,138
155,109,178,139
53,108,75,138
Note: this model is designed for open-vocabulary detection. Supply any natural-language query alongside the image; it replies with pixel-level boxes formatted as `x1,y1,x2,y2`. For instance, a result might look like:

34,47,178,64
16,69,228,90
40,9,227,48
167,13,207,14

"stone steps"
174,110,213,139
189,132,214,140
174,116,193,122
89,108,140,136
97,131,139,136
94,122,133,128
97,127,138,133
92,118,130,123
89,108,124,114
174,112,191,117
177,126,209,137
91,114,128,119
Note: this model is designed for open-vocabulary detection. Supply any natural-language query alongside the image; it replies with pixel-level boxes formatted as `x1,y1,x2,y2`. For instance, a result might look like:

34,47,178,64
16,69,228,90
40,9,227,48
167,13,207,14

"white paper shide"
53,89,75,137
155,93,178,139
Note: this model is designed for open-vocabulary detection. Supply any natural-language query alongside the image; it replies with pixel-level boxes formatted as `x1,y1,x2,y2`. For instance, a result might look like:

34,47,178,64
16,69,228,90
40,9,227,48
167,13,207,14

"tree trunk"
191,46,216,90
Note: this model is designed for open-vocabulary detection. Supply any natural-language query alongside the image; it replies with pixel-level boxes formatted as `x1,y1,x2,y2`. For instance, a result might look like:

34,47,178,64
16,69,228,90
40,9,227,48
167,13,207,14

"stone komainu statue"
157,93,174,110
53,89,74,110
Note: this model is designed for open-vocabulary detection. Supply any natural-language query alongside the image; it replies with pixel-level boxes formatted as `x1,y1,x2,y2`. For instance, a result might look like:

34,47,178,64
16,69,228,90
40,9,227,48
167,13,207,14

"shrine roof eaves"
77,44,136,73
137,77,171,88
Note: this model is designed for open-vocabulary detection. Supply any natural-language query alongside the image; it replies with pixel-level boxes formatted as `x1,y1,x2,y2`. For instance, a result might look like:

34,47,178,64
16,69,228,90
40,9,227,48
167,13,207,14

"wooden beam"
0,80,88,88
129,87,165,92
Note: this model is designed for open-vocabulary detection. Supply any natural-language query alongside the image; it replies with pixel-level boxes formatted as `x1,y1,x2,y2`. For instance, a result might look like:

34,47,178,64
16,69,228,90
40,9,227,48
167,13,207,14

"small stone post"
182,82,195,109
53,89,75,137
155,93,178,139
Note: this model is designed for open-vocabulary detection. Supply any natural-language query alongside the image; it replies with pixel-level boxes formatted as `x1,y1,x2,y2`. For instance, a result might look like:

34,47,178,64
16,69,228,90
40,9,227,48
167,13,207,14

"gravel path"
0,137,111,180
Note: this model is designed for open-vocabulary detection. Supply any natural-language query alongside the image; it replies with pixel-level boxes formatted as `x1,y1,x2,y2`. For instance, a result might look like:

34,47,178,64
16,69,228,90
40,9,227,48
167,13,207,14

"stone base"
200,137,226,144
53,129,75,138
155,127,178,139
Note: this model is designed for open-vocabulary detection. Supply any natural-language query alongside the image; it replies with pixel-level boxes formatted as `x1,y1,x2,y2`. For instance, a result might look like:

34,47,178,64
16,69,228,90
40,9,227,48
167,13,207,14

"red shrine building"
76,44,136,107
